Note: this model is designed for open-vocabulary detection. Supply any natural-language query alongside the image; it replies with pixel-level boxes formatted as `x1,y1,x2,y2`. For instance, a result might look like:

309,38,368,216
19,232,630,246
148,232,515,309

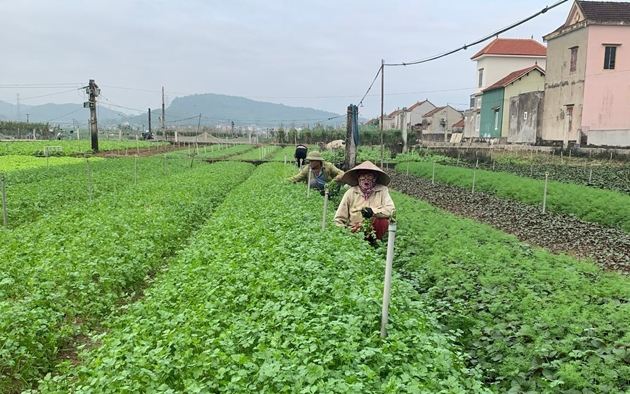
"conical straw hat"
341,161,390,186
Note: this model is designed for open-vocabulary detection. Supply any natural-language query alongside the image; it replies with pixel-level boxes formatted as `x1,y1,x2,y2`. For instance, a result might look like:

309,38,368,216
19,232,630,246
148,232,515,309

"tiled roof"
407,99,435,111
471,38,547,60
422,106,445,118
482,65,545,92
452,119,465,128
387,110,399,118
578,1,630,23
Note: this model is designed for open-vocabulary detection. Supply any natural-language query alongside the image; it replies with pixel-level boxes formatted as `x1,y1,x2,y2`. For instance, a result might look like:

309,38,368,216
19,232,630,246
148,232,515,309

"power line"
19,88,80,101
358,67,382,107
45,107,84,122
384,0,568,67
0,83,82,89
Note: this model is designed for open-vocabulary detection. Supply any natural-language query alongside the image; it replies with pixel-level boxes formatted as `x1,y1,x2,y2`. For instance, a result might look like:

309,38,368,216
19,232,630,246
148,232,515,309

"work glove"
361,207,374,219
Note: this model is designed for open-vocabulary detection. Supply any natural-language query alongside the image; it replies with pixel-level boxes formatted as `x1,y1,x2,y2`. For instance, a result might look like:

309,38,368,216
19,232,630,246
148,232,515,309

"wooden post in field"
542,172,549,213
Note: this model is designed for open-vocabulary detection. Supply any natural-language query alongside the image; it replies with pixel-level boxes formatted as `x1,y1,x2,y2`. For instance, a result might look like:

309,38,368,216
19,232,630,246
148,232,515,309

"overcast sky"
0,0,572,122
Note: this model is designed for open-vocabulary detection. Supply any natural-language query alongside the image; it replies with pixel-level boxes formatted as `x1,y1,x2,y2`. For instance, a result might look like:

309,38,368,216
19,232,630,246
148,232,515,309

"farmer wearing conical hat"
285,151,344,191
334,161,395,242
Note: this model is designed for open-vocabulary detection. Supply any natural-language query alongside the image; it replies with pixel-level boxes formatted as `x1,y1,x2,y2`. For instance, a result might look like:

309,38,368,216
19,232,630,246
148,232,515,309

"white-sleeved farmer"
284,151,344,191
334,161,395,243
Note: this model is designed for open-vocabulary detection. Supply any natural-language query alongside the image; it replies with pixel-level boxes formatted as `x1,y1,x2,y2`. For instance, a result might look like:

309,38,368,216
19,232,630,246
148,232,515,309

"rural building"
404,100,436,129
421,105,464,142
543,0,630,147
464,37,547,138
479,65,546,139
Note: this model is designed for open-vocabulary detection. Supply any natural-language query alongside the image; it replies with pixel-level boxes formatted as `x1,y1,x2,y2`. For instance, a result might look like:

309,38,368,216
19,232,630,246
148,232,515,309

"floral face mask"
358,172,377,200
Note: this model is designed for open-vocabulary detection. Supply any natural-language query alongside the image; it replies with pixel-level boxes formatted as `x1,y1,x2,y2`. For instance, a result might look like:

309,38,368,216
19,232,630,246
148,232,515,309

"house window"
494,110,499,131
523,112,528,120
604,46,617,70
570,47,578,73
476,96,482,109
478,69,484,88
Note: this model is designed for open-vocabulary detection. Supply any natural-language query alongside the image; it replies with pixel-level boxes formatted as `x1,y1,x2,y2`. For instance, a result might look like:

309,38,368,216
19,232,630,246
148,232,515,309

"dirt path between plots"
389,170,630,274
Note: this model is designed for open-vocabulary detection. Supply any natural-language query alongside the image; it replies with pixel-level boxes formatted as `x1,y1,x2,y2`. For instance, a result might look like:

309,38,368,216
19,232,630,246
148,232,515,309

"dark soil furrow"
389,170,630,273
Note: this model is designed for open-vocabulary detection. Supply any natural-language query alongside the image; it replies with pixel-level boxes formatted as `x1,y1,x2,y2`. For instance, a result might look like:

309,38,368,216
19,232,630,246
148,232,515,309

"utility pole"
25,113,30,123
86,79,99,152
16,93,20,122
401,107,408,153
148,108,152,136
161,86,166,140
380,59,385,168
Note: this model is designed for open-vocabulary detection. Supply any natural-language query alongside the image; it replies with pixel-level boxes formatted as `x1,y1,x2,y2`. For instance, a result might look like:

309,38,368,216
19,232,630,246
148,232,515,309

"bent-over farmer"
285,151,344,191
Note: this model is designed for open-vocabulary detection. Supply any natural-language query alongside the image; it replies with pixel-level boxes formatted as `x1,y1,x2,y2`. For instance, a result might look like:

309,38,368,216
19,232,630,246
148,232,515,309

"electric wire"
384,0,568,67
45,107,84,122
358,66,382,108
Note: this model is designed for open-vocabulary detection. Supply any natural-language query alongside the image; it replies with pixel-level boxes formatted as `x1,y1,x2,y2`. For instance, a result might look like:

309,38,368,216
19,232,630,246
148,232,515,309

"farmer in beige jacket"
285,151,344,190
334,161,395,242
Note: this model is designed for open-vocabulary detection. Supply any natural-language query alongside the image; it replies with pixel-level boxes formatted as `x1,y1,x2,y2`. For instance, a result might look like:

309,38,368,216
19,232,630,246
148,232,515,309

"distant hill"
128,93,344,128
0,100,122,125
0,94,347,128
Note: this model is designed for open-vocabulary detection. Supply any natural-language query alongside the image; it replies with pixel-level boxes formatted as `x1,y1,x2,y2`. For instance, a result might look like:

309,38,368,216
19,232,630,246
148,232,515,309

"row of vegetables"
0,160,255,393
396,162,630,233
1,156,194,228
0,141,167,157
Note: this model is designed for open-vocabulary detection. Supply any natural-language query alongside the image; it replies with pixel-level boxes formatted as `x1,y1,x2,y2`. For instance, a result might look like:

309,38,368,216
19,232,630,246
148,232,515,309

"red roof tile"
482,65,545,92
387,109,399,118
471,38,547,60
407,99,435,111
452,119,465,128
422,106,446,118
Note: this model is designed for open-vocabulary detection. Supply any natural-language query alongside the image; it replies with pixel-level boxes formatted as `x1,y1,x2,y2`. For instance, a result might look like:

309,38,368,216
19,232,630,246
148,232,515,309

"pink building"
543,0,630,147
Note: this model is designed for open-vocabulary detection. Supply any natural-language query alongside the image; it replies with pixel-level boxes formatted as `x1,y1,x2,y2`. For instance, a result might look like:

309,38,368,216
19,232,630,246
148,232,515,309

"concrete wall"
474,55,547,95
463,109,477,138
582,25,630,146
587,129,630,147
508,91,544,144
542,26,588,142
502,69,545,137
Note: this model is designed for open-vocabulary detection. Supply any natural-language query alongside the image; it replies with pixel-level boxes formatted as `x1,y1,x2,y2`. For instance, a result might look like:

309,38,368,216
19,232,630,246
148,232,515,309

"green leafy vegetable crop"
34,163,490,394
0,161,254,393
393,192,630,393
397,162,630,232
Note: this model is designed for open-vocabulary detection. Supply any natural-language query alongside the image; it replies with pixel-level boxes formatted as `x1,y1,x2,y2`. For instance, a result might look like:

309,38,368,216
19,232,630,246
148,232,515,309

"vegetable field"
396,162,630,232
0,141,169,157
31,164,489,394
2,143,630,393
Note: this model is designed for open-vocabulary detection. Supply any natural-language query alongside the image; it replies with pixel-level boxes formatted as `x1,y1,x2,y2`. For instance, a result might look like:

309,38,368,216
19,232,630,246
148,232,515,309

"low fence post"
380,212,397,339
542,172,549,214
321,185,329,232
2,174,7,229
